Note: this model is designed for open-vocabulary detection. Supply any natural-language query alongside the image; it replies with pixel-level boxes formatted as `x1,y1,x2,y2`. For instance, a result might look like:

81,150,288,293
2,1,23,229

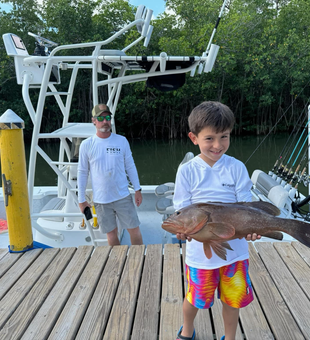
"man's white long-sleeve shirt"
77,133,141,204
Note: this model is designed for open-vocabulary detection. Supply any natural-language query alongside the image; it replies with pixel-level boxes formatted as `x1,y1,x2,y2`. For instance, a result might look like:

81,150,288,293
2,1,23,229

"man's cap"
92,104,111,117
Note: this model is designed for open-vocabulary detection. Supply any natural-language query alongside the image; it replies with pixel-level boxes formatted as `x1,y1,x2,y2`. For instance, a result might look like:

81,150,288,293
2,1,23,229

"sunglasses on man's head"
96,115,111,122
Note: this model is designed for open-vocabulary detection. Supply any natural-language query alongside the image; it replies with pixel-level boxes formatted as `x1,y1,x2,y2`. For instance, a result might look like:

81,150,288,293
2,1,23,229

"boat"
0,2,228,249
0,0,309,251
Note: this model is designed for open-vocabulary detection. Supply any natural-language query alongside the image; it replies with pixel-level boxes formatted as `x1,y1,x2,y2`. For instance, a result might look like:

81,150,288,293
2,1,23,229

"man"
77,104,143,245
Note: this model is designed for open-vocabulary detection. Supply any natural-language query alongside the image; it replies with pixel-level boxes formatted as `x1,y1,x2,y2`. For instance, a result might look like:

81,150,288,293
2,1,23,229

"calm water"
23,133,293,186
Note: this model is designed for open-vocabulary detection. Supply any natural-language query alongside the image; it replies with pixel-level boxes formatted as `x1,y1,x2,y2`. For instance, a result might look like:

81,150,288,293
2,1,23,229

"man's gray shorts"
94,195,140,233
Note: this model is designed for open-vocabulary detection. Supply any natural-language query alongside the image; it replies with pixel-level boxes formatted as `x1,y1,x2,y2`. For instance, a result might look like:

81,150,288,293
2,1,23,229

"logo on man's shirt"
106,147,121,154
222,183,235,188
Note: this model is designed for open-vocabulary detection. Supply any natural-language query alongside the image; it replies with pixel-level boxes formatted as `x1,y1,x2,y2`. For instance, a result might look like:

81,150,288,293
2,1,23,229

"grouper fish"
162,201,310,260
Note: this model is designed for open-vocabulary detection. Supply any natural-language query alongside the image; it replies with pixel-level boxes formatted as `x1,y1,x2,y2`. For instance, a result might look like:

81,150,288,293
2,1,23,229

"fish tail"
288,220,310,247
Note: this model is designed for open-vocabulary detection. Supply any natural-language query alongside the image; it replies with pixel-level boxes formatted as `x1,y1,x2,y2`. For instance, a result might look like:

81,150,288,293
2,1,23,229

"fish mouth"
162,215,209,235
162,220,182,233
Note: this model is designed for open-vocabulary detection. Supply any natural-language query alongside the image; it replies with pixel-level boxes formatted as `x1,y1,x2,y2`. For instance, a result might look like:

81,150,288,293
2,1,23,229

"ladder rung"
46,92,70,96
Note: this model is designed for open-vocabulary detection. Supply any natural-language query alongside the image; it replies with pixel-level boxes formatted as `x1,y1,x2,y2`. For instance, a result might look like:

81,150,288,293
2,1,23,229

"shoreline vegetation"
1,0,309,140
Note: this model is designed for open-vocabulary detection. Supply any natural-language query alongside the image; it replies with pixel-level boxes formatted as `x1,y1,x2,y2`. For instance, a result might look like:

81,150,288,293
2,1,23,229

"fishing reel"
301,173,310,187
28,32,58,56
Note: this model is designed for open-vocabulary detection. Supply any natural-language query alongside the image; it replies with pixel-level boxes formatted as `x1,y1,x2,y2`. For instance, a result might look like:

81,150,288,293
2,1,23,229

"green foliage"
1,0,310,139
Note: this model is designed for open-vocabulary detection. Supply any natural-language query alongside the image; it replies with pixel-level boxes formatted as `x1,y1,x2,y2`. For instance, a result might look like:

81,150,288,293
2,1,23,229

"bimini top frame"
2,1,228,244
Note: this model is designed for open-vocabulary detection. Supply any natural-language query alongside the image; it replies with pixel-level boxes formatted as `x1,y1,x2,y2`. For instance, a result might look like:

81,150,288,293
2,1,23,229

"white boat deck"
0,185,174,249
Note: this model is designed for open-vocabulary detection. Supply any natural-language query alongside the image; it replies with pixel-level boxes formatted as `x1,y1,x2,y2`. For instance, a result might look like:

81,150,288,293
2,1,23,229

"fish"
162,201,310,260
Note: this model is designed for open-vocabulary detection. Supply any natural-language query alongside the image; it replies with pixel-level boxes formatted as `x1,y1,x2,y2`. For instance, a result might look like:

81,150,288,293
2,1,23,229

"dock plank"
76,245,128,340
21,245,94,340
256,242,310,339
274,242,310,299
0,247,76,340
292,241,310,267
239,288,274,340
0,248,59,330
160,243,183,340
248,243,303,340
131,244,163,340
0,248,8,261
103,245,145,340
48,246,111,340
0,250,35,282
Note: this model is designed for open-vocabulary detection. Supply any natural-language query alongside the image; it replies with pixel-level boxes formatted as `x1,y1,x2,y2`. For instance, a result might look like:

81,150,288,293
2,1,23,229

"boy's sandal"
176,326,196,340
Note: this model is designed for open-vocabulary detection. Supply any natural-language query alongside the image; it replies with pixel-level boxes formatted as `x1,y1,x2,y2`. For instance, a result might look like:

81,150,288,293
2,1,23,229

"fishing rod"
288,147,308,184
286,106,310,182
292,132,310,177
272,111,308,174
290,155,309,191
281,130,310,180
275,105,310,178
277,123,308,177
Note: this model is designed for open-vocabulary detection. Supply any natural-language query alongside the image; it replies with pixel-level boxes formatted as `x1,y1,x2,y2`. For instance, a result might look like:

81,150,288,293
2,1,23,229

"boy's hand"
176,233,192,242
245,233,261,241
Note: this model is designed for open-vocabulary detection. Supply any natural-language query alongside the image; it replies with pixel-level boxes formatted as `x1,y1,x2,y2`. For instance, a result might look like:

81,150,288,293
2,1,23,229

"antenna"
142,9,153,37
135,5,147,34
144,25,154,47
199,0,229,73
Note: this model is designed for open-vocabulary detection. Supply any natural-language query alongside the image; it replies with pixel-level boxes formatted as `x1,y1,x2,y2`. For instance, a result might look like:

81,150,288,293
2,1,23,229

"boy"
174,101,260,340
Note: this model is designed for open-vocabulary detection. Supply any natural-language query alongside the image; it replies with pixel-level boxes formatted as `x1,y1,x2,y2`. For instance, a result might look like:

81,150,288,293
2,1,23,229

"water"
1,134,307,195
21,133,298,186
132,135,285,185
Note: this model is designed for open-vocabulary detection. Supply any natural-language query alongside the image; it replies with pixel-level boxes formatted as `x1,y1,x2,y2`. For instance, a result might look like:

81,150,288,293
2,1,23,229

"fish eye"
176,211,181,215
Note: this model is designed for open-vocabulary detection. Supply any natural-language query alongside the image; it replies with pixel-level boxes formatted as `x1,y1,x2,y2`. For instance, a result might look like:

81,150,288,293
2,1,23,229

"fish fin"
203,241,233,260
238,201,281,216
203,242,212,259
209,241,232,260
262,231,283,240
208,222,235,238
220,241,233,251
286,219,310,248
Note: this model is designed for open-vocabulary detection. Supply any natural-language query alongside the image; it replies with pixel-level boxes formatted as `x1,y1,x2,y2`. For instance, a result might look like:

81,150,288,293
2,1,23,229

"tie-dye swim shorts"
185,260,254,309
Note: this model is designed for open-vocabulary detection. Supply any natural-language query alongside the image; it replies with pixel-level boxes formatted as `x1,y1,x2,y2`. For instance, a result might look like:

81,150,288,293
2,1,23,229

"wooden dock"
0,241,310,340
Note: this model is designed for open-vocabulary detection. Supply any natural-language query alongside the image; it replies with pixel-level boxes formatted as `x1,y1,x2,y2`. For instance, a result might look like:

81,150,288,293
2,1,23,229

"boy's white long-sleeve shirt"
173,154,253,269
77,133,141,204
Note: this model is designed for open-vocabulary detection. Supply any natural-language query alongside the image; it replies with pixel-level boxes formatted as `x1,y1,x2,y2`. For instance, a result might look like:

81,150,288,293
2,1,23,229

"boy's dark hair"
188,101,235,135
